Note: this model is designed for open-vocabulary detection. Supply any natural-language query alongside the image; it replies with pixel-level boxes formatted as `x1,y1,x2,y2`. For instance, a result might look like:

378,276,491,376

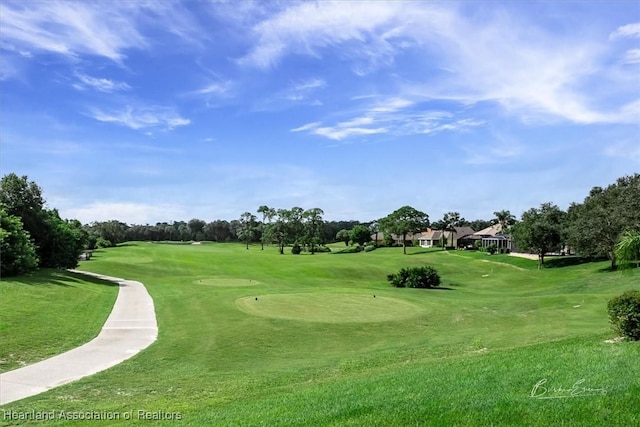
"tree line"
1,172,638,276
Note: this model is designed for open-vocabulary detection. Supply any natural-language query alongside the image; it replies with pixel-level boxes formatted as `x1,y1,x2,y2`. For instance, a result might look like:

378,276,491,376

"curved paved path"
0,271,157,405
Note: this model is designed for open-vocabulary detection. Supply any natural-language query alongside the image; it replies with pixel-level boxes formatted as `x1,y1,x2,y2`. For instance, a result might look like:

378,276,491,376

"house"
370,232,422,247
418,227,476,248
472,224,512,252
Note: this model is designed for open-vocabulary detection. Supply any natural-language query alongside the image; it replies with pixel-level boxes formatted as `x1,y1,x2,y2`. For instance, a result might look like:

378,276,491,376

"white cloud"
239,3,636,126
74,73,131,92
237,1,425,69
610,22,640,39
623,49,640,64
0,1,147,62
89,105,190,130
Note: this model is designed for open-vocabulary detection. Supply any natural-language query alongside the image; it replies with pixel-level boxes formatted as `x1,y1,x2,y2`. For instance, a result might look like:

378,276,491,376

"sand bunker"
194,278,260,287
236,293,425,323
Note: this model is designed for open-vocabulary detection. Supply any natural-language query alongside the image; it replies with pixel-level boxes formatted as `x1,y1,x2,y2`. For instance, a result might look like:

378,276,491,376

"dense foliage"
512,203,566,268
1,174,86,274
567,174,640,269
387,266,441,288
379,206,430,254
0,208,39,276
607,290,640,340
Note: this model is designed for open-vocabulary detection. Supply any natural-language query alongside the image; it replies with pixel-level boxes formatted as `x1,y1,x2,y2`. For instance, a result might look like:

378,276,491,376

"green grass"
1,243,638,426
0,270,118,373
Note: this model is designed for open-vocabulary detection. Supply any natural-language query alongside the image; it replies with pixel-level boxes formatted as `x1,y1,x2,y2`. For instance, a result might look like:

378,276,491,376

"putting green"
194,278,260,287
236,293,425,323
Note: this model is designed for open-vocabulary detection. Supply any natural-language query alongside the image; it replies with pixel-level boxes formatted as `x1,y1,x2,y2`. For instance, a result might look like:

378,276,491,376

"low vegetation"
608,290,640,340
387,265,441,288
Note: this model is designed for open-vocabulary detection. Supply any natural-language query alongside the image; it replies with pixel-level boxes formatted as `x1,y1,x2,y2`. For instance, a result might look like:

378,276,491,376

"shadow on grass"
11,269,118,287
543,256,604,268
405,248,444,255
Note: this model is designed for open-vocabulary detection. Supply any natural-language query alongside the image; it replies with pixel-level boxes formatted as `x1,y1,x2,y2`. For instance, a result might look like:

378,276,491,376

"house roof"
418,227,475,241
474,224,503,236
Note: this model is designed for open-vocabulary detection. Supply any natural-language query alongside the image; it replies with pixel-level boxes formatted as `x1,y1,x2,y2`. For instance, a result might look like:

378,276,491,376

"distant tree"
0,208,38,276
321,220,361,243
288,207,305,246
567,174,640,270
269,209,291,254
336,229,351,246
350,225,371,246
303,208,324,254
257,205,276,250
90,220,128,246
442,211,461,249
237,212,257,249
188,218,206,241
468,219,492,232
368,221,380,246
382,206,430,254
512,203,566,268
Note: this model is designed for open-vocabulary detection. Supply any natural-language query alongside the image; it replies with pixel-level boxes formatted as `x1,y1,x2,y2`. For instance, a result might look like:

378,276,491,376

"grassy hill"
1,243,638,426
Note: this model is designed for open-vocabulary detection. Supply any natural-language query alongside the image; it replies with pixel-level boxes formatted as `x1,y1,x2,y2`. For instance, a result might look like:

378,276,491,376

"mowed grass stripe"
1,242,638,426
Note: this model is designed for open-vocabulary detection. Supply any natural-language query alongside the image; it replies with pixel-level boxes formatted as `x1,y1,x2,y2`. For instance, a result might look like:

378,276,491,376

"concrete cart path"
0,271,158,405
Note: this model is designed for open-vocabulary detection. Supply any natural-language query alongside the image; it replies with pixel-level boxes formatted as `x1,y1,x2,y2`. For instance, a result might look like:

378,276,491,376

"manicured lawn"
1,243,638,426
0,270,118,373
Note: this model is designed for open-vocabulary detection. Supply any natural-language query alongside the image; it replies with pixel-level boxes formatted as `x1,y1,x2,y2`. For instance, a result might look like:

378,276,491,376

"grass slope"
0,270,118,373
1,243,638,426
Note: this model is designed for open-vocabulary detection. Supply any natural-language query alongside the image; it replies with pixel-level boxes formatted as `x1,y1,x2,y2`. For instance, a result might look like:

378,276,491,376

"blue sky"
1,1,638,225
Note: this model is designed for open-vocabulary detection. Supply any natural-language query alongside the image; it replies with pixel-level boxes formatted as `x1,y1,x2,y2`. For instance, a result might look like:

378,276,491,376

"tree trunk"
609,252,617,270
403,233,407,254
538,252,544,269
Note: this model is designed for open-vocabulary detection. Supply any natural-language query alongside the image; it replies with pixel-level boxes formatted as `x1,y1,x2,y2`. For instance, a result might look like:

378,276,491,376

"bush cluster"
291,244,302,255
607,290,640,340
364,244,376,252
387,266,441,288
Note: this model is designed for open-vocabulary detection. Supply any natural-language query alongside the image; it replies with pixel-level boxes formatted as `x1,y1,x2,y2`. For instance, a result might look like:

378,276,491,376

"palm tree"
615,230,640,269
443,211,461,249
493,210,516,233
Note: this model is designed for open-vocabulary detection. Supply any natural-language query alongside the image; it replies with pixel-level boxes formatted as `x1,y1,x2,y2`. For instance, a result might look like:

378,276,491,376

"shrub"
314,246,332,253
607,290,640,340
291,244,302,255
96,237,112,248
486,245,497,255
364,244,376,252
388,266,441,288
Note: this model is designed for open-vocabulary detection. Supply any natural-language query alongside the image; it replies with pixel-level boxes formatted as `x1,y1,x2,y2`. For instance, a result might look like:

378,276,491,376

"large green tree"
303,208,325,254
381,206,430,254
336,229,350,246
567,174,640,270
38,209,85,269
237,212,258,249
188,218,206,241
512,203,566,268
257,205,276,250
1,173,84,269
350,225,371,246
0,208,39,276
268,209,291,254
